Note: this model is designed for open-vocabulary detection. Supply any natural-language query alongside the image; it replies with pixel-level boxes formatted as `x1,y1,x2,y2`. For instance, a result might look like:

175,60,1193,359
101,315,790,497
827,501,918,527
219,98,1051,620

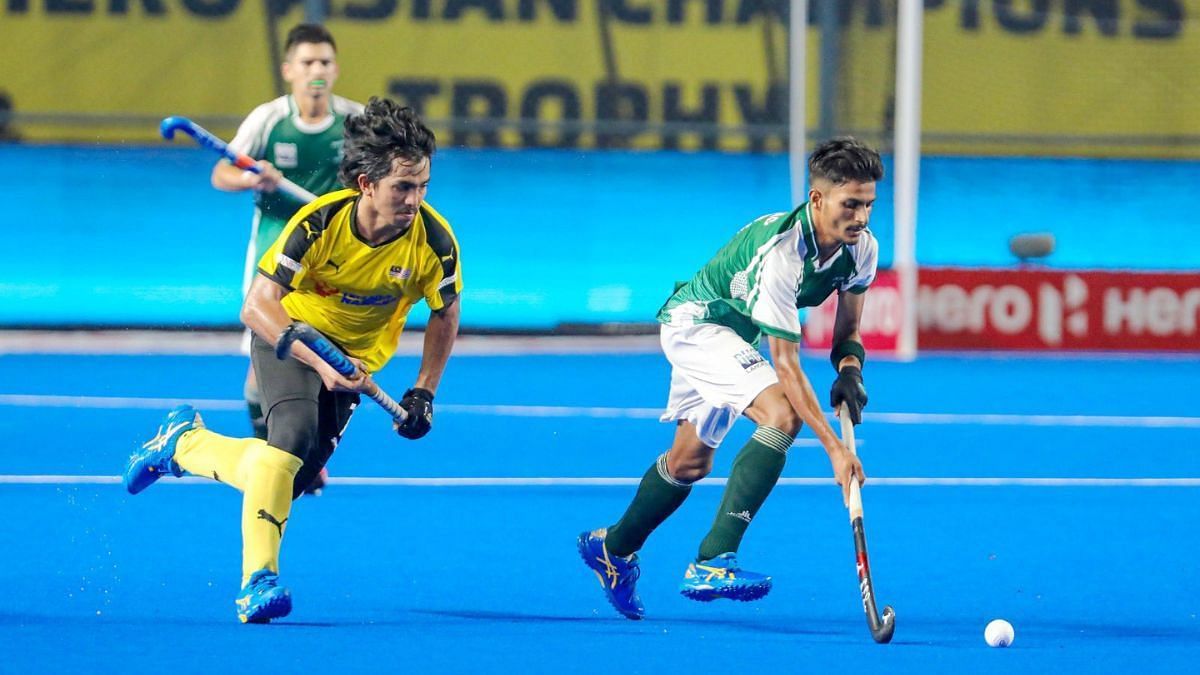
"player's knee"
759,406,801,438
666,451,713,484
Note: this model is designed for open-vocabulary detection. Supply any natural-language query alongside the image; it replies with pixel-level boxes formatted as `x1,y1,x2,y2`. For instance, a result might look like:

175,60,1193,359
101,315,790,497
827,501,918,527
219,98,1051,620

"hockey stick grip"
159,116,319,204
839,405,864,521
275,322,408,422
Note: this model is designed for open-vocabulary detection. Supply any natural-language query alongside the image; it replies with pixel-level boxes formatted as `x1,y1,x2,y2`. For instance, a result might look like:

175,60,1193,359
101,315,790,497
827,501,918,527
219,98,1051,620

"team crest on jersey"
388,265,413,280
734,347,766,372
274,142,298,168
314,280,339,297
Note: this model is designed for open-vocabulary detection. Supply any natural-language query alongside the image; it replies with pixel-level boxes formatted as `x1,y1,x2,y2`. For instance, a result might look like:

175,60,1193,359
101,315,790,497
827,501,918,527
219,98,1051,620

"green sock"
605,453,692,558
697,426,792,561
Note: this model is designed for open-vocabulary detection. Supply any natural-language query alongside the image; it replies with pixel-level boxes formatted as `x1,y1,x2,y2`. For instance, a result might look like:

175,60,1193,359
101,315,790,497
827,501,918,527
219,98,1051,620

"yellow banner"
916,0,1200,158
1,0,1197,157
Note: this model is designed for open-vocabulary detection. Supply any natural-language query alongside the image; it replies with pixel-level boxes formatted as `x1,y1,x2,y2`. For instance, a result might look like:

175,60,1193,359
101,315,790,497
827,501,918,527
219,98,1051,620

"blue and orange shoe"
235,568,292,624
577,529,644,620
679,553,772,602
124,404,201,495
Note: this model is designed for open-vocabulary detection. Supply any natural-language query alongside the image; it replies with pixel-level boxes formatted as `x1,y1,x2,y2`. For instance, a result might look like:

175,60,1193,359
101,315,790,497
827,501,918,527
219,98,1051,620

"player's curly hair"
339,97,437,188
809,137,884,185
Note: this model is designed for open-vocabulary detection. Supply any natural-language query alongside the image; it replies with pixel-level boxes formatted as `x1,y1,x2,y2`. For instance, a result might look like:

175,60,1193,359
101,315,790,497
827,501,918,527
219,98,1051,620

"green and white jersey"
227,94,365,258
657,202,878,344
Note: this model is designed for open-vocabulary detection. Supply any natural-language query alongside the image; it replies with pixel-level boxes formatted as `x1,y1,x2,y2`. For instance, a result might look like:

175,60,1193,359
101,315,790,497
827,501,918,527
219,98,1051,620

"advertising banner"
2,1,1199,156
919,267,1200,351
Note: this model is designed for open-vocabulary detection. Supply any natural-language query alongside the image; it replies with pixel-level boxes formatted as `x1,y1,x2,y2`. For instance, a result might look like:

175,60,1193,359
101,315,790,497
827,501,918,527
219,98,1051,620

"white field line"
0,475,1196,487
2,393,1199,429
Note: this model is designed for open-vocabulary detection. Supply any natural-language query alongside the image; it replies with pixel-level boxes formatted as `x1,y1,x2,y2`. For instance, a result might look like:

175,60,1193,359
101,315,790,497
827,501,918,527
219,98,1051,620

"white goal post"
790,0,922,361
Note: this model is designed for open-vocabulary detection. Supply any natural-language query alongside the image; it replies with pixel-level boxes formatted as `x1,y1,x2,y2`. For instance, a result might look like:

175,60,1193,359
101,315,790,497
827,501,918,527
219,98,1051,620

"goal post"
790,0,922,362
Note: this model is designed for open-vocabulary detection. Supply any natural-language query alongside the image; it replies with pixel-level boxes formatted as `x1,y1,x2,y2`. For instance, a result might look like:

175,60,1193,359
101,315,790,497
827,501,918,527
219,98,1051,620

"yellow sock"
240,444,304,585
174,428,266,492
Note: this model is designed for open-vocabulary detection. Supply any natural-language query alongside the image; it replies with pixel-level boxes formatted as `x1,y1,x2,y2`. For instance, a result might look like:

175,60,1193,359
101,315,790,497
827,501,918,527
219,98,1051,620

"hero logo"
1038,274,1089,344
922,271,1200,347
1104,286,1200,336
919,274,1088,345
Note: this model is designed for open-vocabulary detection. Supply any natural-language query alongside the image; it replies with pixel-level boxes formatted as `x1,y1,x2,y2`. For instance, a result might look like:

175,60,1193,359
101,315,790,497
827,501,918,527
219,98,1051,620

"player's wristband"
831,339,866,370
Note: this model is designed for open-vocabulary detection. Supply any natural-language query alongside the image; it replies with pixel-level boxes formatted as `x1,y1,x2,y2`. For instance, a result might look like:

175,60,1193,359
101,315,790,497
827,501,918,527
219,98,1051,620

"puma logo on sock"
257,509,288,537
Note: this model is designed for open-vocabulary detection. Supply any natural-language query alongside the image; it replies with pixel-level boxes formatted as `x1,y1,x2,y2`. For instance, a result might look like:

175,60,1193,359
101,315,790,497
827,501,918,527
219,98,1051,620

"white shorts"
659,322,779,448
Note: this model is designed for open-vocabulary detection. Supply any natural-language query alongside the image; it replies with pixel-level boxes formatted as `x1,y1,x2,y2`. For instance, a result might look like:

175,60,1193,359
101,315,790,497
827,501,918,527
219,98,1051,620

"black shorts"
250,333,359,499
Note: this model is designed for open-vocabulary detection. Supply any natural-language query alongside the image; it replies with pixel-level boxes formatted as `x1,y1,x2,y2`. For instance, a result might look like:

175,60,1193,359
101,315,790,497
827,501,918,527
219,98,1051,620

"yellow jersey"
257,189,462,372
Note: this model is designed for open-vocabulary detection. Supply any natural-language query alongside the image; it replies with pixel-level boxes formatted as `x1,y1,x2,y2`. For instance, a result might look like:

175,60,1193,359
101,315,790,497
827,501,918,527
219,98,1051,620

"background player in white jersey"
579,137,882,619
212,24,365,491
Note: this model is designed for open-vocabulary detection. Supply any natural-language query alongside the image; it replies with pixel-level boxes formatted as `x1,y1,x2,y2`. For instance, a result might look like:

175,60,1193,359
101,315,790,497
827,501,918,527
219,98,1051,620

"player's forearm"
241,282,331,375
832,291,866,371
412,298,460,394
211,163,254,192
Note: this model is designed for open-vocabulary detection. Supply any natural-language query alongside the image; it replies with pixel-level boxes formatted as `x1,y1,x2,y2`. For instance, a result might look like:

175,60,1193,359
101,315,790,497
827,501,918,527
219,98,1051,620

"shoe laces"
695,556,740,581
141,419,191,453
246,572,278,594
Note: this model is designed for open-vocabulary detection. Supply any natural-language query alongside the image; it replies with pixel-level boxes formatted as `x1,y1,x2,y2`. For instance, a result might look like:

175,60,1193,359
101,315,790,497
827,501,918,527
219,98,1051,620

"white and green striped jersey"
227,94,365,240
657,202,878,344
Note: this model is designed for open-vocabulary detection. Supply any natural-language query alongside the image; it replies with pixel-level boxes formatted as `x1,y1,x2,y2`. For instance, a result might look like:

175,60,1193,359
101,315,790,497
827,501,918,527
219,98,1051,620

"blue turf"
0,350,1198,672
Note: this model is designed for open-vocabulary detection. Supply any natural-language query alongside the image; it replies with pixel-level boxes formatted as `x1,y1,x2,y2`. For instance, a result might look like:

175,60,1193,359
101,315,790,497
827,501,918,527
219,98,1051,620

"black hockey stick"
839,403,895,644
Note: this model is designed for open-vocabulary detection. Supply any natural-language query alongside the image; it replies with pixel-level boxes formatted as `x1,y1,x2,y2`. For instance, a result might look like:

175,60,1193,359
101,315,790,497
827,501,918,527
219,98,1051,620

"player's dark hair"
285,23,336,55
339,97,437,187
809,137,884,185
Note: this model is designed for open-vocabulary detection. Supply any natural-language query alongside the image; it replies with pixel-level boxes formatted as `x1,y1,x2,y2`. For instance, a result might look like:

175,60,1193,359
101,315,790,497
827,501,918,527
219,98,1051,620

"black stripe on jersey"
420,204,460,307
259,197,349,289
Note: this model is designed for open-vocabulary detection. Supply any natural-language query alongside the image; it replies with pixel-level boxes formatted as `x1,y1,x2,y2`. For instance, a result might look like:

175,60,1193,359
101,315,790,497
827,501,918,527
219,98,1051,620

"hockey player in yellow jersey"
124,98,461,623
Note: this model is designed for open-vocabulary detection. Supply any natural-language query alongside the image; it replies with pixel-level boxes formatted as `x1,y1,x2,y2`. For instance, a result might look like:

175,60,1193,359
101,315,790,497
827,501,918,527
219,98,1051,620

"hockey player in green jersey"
579,137,882,619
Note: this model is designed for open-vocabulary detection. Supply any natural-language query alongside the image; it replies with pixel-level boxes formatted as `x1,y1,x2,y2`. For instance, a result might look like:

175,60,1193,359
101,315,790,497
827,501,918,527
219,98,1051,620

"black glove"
830,366,868,425
396,388,434,439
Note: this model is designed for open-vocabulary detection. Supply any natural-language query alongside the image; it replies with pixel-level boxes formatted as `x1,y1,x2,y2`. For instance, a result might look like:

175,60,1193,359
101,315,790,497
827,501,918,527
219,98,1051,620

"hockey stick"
159,116,319,204
275,321,408,422
839,403,896,644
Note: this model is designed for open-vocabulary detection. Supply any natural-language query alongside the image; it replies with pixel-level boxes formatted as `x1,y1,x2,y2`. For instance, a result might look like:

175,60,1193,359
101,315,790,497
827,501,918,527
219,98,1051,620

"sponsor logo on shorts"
734,347,766,371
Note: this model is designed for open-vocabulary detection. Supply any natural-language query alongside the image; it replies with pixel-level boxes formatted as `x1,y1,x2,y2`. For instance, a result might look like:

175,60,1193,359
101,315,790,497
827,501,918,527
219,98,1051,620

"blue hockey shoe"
235,568,292,624
577,529,644,620
124,404,202,495
679,553,772,602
